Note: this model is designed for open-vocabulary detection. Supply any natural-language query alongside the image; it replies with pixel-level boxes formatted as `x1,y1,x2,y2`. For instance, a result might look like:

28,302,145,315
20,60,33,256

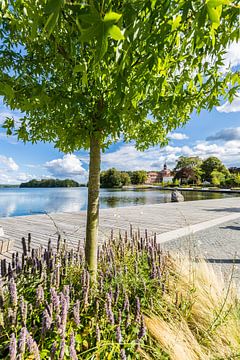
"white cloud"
0,155,19,171
223,41,240,70
45,154,88,181
216,93,240,113
102,131,240,171
0,154,36,184
102,144,179,171
168,132,189,140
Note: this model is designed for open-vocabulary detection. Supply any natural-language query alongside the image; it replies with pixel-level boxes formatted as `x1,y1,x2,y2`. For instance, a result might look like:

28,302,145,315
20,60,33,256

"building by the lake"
146,163,174,184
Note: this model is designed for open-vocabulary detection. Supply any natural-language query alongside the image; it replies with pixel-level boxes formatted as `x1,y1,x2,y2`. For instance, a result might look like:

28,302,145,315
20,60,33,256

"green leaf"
0,83,14,98
79,13,100,25
207,3,222,28
43,0,64,35
206,0,230,5
107,25,124,40
172,15,182,31
104,11,122,24
80,23,100,42
97,34,108,60
73,64,85,73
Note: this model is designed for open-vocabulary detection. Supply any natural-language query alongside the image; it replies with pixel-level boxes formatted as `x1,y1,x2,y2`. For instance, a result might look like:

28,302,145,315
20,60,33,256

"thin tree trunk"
85,132,101,278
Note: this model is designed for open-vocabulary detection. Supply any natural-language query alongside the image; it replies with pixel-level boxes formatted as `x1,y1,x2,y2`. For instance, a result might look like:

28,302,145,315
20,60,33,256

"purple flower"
125,313,131,328
73,300,80,326
151,263,157,279
8,308,16,326
96,323,100,343
114,285,119,305
36,285,44,305
120,348,127,360
42,308,52,335
118,309,122,324
9,333,17,360
20,297,27,326
9,278,17,307
116,326,122,344
50,341,57,360
59,293,68,336
18,327,27,355
70,332,78,360
105,293,114,325
26,331,40,360
59,338,65,360
50,287,60,314
138,315,146,339
123,293,130,313
63,285,70,305
135,297,141,323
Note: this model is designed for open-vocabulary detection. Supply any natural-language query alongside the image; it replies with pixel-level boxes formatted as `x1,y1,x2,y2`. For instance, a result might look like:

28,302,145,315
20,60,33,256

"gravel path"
162,217,240,282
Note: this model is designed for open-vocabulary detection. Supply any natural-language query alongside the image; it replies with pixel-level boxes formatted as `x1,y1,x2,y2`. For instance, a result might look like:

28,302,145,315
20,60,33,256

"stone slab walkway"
0,197,240,261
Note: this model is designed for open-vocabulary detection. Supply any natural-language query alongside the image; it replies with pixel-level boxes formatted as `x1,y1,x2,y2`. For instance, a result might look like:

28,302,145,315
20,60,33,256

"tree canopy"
19,178,80,188
0,0,239,150
0,0,239,274
201,156,229,182
174,156,202,170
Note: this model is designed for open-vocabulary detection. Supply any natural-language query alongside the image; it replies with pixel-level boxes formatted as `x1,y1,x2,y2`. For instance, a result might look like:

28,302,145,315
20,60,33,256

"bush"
129,171,147,185
1,232,240,359
100,168,125,188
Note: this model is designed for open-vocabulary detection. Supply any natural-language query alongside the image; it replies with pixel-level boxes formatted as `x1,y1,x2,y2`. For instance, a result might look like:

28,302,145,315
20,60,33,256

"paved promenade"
0,197,240,262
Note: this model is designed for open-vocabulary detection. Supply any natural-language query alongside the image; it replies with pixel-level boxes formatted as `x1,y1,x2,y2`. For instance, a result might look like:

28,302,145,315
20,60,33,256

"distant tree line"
20,179,81,188
100,168,147,188
173,156,240,187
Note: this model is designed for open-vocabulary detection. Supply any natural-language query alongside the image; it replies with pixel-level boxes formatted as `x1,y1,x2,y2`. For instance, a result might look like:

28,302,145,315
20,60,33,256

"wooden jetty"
0,197,240,261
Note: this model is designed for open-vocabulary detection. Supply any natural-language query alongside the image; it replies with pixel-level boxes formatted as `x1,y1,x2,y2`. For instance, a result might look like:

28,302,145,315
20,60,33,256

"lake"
0,187,239,218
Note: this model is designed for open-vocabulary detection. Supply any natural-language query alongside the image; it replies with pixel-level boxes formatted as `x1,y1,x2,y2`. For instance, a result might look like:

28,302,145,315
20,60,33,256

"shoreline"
123,185,240,194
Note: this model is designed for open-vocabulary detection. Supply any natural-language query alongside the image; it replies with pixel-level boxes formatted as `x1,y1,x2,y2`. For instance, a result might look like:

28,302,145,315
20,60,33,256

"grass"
0,231,240,359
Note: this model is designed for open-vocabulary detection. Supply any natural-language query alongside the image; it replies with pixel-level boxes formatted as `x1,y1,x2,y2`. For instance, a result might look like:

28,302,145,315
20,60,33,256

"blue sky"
0,43,240,184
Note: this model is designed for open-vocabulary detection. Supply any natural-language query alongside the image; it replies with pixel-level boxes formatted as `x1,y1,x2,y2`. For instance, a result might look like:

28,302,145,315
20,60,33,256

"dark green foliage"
100,168,126,188
174,156,202,171
19,178,80,188
0,1,239,151
100,169,147,188
201,157,229,182
128,171,148,185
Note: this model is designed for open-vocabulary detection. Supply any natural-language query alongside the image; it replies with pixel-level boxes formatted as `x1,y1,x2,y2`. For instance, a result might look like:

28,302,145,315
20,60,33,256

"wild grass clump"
0,230,240,359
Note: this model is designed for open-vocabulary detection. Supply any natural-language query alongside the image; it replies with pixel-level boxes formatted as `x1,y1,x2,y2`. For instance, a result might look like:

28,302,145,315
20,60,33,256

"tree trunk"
85,133,101,278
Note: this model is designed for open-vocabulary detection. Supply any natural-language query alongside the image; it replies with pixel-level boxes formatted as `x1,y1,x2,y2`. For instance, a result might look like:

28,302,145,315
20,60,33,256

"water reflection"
0,187,239,218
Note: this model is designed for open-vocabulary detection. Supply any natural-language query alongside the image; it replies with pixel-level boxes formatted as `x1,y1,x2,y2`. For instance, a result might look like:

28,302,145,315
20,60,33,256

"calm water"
0,187,239,218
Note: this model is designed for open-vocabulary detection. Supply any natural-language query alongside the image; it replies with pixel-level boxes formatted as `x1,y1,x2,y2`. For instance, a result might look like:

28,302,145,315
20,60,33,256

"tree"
174,167,198,184
174,156,203,184
0,1,239,277
130,171,148,185
201,157,229,182
211,170,226,186
225,173,240,187
100,168,128,188
174,156,202,171
20,178,80,187
120,172,131,186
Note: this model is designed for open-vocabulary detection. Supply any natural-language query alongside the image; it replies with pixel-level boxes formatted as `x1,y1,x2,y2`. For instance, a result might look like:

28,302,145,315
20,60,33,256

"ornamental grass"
0,230,239,359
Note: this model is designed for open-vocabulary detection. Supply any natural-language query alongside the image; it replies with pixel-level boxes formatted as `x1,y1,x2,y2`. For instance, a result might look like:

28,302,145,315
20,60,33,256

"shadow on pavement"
206,207,240,213
205,258,240,264
220,225,240,231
